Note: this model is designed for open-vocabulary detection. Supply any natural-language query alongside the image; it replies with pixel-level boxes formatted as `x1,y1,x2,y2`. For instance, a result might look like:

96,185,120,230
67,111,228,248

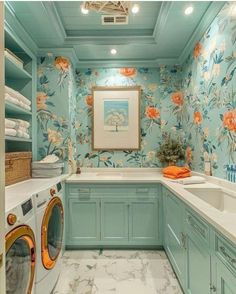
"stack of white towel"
5,118,30,139
5,85,31,111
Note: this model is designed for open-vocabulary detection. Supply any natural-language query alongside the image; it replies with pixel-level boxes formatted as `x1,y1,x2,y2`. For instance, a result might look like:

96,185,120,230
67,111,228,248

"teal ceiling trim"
65,35,156,45
5,2,38,56
41,2,66,41
153,1,172,43
76,58,179,68
37,47,78,67
178,1,226,64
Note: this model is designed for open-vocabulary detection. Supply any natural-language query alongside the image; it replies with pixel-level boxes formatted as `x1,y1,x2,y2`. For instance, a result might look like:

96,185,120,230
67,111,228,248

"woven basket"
5,152,32,186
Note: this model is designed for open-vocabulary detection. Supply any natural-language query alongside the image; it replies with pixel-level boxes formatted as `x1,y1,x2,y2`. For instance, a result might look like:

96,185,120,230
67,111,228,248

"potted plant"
157,136,185,166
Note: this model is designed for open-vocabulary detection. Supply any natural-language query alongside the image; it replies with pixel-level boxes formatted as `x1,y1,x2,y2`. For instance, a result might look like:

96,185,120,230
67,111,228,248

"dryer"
34,182,64,294
5,194,36,294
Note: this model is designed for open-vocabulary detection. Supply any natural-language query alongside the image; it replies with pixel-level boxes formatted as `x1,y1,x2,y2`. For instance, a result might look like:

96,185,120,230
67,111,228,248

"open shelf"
5,100,32,116
5,136,32,143
5,56,32,80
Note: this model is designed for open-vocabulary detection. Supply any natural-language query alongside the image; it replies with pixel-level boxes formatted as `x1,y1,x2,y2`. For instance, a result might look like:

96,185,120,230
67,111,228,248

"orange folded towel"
163,166,191,179
163,172,191,179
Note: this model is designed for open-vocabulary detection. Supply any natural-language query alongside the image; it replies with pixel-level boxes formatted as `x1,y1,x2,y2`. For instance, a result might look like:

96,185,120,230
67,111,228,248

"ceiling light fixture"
81,4,89,15
131,4,140,14
111,49,117,55
184,6,194,15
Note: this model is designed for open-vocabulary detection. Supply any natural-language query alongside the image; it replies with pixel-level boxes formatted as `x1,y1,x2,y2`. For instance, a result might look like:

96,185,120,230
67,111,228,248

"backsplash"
182,2,236,179
37,54,77,170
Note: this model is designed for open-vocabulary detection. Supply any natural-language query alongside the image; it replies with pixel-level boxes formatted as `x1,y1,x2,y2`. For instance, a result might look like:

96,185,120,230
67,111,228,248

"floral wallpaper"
75,67,182,168
35,3,235,180
182,2,236,179
37,54,77,171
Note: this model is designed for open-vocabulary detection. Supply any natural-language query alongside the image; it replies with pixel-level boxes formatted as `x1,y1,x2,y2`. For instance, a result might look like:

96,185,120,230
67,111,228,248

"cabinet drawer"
68,184,158,198
215,234,236,273
186,211,210,245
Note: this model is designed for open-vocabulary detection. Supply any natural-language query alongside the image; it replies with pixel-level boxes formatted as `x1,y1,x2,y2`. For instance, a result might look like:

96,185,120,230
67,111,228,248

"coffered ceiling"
6,1,225,67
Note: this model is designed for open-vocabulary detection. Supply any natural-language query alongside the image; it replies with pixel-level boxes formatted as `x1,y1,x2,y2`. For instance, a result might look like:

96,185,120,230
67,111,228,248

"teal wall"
37,54,77,171
75,67,182,168
182,2,236,179
36,2,236,180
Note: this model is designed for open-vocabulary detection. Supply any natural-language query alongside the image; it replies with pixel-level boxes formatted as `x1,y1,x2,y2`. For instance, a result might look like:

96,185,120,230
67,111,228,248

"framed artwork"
92,86,141,150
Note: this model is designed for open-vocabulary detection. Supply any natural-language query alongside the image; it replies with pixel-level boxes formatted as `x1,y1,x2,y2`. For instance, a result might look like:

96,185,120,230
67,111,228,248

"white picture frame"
92,86,141,150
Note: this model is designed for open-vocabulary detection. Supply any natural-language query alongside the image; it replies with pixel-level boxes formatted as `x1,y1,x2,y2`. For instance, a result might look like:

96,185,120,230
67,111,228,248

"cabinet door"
186,235,211,294
163,189,186,288
67,198,100,244
215,259,236,294
101,199,128,242
129,198,158,245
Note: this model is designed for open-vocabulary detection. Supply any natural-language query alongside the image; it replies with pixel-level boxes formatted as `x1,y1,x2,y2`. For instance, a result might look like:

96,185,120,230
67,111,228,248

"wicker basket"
5,152,32,186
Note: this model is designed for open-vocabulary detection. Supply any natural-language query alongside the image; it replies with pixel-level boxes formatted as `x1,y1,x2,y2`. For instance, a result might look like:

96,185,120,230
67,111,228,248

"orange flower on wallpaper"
145,106,160,119
47,129,63,146
37,92,48,110
85,95,93,107
223,110,236,131
171,91,184,105
120,68,137,77
54,56,70,71
193,111,202,124
193,42,202,58
186,146,192,163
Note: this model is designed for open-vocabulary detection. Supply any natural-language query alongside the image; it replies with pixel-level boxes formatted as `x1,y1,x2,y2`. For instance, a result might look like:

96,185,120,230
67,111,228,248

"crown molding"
76,58,179,68
153,1,173,43
41,2,67,43
37,47,79,66
178,1,226,64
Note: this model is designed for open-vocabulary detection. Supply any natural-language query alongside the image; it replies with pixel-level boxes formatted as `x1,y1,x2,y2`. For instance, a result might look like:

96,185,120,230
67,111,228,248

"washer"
34,182,64,294
5,193,36,294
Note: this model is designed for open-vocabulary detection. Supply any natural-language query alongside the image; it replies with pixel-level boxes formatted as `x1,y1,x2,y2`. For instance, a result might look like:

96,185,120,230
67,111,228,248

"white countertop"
66,168,236,246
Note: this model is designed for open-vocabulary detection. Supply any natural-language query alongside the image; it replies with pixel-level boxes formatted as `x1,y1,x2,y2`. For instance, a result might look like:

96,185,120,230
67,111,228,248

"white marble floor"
53,250,183,294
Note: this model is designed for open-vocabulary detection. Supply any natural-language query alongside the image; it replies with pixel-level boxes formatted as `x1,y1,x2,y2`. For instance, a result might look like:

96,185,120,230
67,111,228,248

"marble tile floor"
53,250,183,294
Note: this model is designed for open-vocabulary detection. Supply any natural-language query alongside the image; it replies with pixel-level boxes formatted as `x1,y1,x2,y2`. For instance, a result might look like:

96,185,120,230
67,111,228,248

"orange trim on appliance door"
5,225,36,294
41,196,64,270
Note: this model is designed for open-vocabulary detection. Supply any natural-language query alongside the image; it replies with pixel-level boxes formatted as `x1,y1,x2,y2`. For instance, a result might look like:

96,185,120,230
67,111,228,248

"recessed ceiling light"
131,4,140,14
185,6,194,15
111,49,117,55
81,5,89,15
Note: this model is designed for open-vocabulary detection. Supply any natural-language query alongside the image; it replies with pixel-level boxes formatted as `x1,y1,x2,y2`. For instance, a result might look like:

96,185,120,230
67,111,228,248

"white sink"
184,187,236,213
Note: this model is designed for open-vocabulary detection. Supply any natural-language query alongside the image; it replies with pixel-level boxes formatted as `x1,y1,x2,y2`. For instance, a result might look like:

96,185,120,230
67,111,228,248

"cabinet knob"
210,285,216,292
7,213,17,225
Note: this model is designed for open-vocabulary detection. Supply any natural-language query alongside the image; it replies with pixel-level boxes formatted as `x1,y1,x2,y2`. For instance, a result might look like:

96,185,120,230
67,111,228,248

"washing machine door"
5,225,36,294
41,196,64,270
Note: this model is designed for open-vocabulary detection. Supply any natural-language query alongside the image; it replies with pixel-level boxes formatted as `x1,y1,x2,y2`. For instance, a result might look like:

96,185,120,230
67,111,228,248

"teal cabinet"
186,211,211,294
67,198,100,245
101,198,128,243
215,259,236,293
129,198,159,245
163,187,186,289
66,184,161,247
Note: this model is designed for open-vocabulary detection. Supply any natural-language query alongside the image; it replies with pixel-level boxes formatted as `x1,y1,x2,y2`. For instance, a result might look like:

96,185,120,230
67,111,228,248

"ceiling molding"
4,2,38,56
65,35,156,45
153,1,173,43
41,2,67,43
178,1,226,64
76,58,179,68
37,47,79,66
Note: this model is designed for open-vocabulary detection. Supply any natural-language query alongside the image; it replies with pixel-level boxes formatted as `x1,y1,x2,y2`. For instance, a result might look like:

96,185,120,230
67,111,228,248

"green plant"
157,136,185,165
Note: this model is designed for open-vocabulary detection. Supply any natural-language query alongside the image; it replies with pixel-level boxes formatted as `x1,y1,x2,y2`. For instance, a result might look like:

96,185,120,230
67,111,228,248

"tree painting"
104,100,129,132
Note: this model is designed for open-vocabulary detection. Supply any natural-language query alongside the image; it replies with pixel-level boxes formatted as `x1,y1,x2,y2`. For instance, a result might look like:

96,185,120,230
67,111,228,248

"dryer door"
41,196,64,270
5,225,36,294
